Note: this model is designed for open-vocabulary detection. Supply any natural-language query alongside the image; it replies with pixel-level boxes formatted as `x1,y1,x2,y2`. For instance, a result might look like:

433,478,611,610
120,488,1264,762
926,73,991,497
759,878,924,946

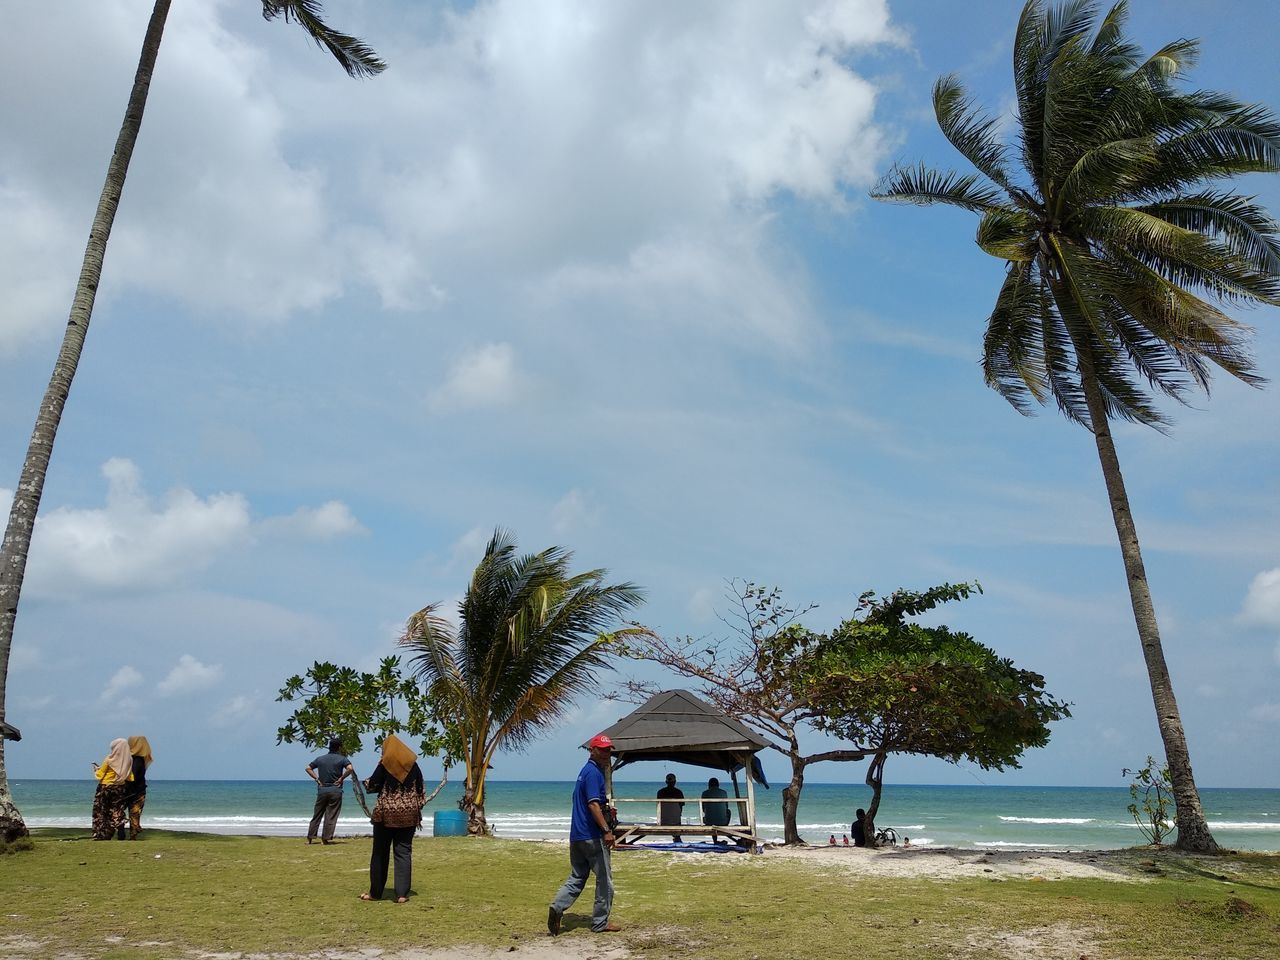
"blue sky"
3,0,1279,790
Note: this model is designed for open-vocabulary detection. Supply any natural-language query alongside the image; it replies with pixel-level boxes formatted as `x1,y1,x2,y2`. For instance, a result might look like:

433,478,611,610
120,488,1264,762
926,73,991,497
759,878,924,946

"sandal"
359,893,376,902
395,897,409,904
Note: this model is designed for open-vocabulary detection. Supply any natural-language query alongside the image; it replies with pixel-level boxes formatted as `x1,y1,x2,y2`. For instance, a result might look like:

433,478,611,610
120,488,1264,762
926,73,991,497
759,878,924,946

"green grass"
3,830,1280,958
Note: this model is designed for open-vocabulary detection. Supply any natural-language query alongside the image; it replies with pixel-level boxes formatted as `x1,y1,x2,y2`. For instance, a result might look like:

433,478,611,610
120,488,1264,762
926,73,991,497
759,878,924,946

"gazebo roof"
587,689,770,775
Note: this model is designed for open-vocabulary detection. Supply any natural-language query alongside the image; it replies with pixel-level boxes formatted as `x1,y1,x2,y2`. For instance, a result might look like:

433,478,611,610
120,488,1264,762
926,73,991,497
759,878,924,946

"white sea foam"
999,816,1095,825
1207,821,1280,831
975,841,1071,849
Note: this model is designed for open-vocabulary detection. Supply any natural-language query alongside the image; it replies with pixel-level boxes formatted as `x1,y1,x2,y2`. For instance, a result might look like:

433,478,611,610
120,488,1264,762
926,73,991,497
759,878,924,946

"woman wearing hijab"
360,734,425,904
92,738,133,840
120,735,154,840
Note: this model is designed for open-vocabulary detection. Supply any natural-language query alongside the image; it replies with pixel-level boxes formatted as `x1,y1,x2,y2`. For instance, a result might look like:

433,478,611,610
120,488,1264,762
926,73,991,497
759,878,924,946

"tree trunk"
1076,362,1218,854
863,752,886,847
461,780,487,836
781,748,807,845
0,737,23,845
0,0,172,842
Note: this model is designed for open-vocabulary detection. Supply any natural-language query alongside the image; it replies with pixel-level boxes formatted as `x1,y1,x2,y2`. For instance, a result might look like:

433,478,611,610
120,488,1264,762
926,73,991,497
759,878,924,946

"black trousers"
308,789,343,841
369,823,415,899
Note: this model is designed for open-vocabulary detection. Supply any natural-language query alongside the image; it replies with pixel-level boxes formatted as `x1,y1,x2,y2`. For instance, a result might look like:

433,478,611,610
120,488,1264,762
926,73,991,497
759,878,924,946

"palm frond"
1088,1,1139,62
261,0,386,78
1049,235,1171,427
1138,193,1280,276
933,76,1017,192
1056,136,1157,210
982,262,1051,412
976,208,1038,261
871,163,1005,212
1108,248,1264,388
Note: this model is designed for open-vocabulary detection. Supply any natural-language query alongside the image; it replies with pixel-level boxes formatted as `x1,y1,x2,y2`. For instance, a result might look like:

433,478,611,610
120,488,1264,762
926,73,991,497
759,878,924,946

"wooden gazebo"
586,689,770,850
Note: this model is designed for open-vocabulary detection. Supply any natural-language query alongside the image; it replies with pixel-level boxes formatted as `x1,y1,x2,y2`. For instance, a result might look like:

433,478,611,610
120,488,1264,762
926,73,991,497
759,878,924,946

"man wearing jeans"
305,738,354,845
548,733,619,935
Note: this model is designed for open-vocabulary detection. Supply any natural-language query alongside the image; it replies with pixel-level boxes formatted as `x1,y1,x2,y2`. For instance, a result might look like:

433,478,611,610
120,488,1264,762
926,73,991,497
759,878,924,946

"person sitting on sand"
361,734,425,904
306,737,355,845
851,808,868,847
92,738,134,840
657,773,684,843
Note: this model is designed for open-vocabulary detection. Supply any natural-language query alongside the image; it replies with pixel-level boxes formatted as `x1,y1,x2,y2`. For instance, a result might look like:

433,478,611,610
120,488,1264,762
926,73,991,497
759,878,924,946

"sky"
3,0,1279,792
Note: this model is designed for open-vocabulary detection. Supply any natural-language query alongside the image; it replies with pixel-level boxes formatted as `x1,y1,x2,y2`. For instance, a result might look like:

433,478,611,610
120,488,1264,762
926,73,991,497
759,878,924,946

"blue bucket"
432,809,468,837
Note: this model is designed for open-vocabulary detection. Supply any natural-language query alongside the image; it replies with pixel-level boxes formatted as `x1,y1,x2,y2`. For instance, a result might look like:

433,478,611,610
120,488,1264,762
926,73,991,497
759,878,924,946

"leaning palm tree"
0,1,384,843
401,529,646,835
873,0,1280,853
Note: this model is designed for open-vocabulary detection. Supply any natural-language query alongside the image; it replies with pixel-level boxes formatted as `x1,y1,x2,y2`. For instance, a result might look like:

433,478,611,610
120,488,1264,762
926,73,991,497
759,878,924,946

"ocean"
12,779,1280,851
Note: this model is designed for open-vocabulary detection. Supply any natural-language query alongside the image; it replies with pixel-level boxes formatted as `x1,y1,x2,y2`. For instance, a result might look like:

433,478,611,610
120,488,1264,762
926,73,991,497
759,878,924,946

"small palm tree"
401,529,646,835
873,0,1280,853
0,1,384,843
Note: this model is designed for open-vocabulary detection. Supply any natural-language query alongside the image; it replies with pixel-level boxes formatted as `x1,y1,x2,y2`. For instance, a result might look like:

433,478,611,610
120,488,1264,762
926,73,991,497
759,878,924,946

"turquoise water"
12,779,1280,850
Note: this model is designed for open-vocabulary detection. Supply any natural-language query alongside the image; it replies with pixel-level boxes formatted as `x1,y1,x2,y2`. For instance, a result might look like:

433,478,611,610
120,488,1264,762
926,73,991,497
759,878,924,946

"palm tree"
873,0,1280,853
0,1,384,843
401,529,646,835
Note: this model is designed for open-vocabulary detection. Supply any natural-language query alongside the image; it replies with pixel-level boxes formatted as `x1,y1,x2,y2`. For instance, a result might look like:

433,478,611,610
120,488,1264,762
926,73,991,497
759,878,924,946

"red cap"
588,734,614,750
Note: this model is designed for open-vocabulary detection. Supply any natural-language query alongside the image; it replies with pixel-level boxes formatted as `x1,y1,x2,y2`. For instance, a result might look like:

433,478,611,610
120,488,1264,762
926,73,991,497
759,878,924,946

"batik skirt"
92,782,129,840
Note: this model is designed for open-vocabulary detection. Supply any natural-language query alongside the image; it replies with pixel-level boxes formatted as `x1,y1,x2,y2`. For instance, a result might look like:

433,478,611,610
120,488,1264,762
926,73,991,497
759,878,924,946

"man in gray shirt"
306,738,355,845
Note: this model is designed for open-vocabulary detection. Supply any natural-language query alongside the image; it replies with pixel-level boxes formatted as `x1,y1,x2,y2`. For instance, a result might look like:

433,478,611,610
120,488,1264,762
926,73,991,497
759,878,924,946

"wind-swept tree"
617,581,867,846
872,0,1280,852
0,1,384,843
401,529,646,835
778,584,1070,844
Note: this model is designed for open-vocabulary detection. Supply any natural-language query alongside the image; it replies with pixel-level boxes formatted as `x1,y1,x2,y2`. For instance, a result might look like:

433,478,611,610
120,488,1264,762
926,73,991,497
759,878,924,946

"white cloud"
1248,703,1280,724
264,501,366,540
210,694,261,730
0,184,80,349
0,1,348,345
551,489,597,536
157,654,223,697
429,342,521,414
20,458,251,597
687,587,717,623
100,665,144,704
1240,568,1280,628
449,525,496,571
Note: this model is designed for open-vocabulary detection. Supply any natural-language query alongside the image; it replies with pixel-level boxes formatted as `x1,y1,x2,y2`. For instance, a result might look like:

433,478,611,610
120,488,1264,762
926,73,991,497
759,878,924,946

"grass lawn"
3,829,1279,959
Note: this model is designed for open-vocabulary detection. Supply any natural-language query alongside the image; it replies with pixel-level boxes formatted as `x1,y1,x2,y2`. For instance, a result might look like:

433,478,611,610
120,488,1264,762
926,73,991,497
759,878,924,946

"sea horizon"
13,778,1280,852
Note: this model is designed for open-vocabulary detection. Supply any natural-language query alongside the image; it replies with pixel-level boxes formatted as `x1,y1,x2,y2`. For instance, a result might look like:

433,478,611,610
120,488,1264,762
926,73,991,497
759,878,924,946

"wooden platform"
613,822,758,847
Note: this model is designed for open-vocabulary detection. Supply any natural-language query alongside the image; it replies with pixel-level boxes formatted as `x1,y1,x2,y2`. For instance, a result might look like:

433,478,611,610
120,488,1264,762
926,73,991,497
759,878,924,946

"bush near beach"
4,830,1279,960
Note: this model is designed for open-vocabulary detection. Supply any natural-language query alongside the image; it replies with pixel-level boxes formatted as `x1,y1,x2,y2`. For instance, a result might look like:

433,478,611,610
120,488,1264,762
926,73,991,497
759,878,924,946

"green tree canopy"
275,656,458,761
774,583,1070,841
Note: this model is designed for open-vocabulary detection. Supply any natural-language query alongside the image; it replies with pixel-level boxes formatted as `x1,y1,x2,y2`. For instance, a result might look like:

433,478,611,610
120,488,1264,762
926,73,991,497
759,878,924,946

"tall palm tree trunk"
1076,357,1219,853
0,0,172,842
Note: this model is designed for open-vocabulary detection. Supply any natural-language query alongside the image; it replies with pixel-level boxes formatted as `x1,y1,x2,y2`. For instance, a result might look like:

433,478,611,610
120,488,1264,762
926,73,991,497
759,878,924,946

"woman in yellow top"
92,738,133,840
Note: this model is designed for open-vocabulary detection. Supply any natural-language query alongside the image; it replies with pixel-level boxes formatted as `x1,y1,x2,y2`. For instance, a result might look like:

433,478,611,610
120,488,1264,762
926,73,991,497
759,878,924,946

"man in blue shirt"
305,738,355,845
548,733,620,935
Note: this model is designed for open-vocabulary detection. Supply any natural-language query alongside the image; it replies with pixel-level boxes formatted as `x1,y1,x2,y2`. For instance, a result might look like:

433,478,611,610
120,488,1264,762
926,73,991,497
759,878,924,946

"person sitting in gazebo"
656,773,684,843
702,777,730,842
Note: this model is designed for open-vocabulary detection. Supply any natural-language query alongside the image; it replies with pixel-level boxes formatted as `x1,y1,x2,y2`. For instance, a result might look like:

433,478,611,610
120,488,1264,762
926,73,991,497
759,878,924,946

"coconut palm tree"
401,529,646,835
0,1,384,843
872,0,1280,853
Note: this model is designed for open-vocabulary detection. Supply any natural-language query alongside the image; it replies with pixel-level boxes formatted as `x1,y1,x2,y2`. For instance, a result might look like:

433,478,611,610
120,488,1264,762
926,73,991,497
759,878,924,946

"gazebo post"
745,758,759,852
